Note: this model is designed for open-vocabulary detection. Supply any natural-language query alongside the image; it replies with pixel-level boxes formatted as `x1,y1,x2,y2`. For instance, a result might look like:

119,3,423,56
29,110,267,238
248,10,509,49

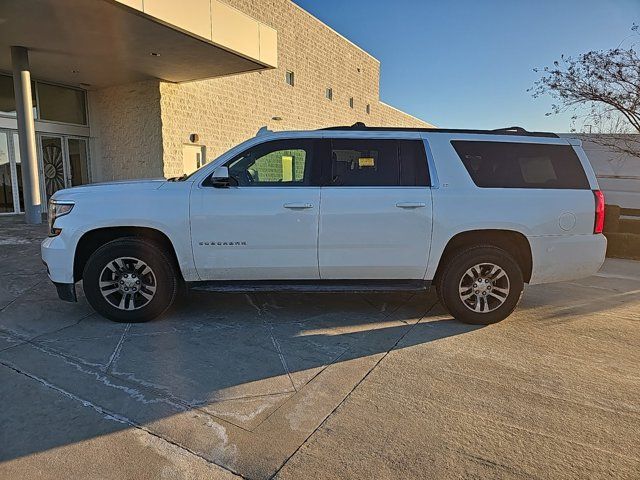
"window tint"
329,139,397,186
37,82,87,125
399,140,430,186
226,139,313,186
451,141,589,189
0,74,37,118
328,139,429,187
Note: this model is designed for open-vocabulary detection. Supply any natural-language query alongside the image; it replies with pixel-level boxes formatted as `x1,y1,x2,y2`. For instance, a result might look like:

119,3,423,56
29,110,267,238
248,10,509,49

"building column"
11,46,41,224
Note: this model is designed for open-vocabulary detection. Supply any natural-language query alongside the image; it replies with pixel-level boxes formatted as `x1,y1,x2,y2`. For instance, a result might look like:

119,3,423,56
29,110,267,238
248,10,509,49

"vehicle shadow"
0,288,481,465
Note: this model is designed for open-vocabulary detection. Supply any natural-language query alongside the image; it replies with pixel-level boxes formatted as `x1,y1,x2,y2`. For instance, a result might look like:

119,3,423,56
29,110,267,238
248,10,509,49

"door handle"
396,202,426,208
284,203,314,209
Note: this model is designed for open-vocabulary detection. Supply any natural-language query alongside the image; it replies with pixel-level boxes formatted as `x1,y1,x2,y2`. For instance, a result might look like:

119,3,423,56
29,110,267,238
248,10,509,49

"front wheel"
437,245,524,325
83,238,178,323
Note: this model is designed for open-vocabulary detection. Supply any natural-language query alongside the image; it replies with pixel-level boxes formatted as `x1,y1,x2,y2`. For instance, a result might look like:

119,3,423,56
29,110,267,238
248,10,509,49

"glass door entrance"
67,138,90,186
0,130,90,214
0,131,90,214
38,135,90,205
0,130,21,214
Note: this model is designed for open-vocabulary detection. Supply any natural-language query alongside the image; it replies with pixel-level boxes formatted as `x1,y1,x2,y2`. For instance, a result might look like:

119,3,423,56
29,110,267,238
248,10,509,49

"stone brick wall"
87,1,432,180
88,80,163,181
159,0,432,177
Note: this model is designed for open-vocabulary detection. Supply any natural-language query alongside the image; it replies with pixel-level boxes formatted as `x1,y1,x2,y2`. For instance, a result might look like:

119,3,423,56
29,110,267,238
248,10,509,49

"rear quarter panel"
423,133,605,283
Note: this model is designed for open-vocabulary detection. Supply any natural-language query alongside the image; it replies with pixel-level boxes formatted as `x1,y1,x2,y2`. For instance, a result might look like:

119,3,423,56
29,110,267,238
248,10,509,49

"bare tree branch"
530,27,640,157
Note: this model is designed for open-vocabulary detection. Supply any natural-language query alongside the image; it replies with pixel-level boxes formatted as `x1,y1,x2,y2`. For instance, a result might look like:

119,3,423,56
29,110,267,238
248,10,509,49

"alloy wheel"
458,262,510,313
98,257,157,311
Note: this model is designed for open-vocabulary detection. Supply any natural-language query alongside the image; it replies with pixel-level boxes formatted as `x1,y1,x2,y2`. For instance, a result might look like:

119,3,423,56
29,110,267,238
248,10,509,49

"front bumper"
42,234,78,302
41,234,75,284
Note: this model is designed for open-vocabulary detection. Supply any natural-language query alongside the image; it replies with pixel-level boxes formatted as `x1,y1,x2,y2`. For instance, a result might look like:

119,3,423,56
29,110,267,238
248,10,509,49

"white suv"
42,125,607,325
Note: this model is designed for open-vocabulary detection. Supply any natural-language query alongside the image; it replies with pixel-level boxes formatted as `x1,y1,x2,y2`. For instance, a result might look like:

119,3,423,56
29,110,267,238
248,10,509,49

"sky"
293,0,639,132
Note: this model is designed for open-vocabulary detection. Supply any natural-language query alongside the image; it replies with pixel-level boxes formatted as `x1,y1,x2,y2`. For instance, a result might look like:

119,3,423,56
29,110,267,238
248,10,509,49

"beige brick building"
0,0,432,218
89,0,432,181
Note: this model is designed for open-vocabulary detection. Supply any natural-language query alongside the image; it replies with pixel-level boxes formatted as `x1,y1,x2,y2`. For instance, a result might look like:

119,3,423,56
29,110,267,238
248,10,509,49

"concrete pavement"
0,216,638,479
277,259,640,479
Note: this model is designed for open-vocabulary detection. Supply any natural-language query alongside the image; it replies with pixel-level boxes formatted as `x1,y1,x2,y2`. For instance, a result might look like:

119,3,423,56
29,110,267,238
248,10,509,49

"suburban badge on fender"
199,241,247,246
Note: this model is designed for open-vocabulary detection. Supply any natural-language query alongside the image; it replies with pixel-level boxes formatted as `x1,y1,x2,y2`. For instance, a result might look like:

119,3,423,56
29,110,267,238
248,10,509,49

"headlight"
48,200,74,236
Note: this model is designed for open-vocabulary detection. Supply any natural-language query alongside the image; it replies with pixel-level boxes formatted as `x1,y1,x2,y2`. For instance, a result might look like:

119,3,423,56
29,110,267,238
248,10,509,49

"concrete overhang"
0,0,278,89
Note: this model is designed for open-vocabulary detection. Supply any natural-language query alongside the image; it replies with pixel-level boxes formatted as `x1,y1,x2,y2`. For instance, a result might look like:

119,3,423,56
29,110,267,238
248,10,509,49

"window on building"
226,139,314,186
451,141,590,189
366,104,371,114
37,82,87,125
285,70,294,86
0,75,86,124
327,139,429,187
0,74,37,118
349,97,354,108
325,88,333,100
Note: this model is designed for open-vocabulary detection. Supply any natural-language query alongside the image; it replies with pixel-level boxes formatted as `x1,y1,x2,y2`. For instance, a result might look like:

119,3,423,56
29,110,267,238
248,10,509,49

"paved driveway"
0,216,638,479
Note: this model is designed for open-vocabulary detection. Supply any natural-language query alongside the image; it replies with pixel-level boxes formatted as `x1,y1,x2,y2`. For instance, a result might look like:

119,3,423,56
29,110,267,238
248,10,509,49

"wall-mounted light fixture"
189,133,199,143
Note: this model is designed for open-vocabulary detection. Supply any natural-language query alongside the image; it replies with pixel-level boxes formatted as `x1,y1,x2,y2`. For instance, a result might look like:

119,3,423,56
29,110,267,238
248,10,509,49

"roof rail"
320,123,559,138
255,126,273,136
491,126,529,134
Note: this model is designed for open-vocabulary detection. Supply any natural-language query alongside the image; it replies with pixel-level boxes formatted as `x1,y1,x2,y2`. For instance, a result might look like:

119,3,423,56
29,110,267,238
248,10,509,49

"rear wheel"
83,238,178,323
437,245,524,325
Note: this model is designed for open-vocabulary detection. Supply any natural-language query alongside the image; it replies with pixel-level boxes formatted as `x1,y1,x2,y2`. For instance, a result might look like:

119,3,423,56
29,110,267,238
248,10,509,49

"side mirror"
210,166,232,188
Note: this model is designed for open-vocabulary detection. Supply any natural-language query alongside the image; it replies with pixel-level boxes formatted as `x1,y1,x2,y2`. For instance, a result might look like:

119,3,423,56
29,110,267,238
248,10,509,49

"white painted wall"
561,134,640,209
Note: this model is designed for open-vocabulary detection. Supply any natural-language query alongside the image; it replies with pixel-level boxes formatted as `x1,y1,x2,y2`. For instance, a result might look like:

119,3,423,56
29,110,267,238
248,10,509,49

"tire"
83,238,178,323
436,245,524,325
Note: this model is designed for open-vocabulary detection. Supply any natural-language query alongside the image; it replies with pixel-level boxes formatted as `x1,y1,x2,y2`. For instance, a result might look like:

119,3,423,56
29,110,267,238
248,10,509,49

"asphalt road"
1,216,638,479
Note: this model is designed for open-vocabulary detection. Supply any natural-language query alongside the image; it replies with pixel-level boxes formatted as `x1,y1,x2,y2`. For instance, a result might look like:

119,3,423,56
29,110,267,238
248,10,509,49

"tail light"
593,190,605,234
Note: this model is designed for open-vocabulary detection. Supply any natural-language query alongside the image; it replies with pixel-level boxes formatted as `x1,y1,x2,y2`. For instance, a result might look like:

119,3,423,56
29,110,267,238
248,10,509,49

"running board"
189,279,431,293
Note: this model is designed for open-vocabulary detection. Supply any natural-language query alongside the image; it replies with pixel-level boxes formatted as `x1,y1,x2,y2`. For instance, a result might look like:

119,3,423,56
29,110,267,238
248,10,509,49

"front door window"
226,140,312,186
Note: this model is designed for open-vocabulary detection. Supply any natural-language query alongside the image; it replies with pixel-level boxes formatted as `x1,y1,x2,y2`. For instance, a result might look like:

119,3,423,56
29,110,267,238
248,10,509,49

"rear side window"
328,139,429,186
399,140,430,187
451,141,589,189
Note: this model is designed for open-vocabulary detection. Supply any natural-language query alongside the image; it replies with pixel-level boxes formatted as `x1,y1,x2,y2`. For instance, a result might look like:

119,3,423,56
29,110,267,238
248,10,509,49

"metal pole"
11,46,41,224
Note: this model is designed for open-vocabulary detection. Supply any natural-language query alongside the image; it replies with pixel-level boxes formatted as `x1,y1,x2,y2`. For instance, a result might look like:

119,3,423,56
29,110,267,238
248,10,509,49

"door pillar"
11,46,41,224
